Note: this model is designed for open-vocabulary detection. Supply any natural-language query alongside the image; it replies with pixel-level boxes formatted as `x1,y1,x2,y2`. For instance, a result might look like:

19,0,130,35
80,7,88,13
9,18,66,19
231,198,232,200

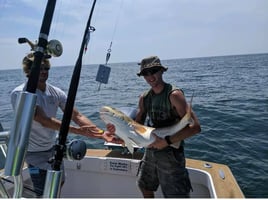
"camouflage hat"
137,56,168,76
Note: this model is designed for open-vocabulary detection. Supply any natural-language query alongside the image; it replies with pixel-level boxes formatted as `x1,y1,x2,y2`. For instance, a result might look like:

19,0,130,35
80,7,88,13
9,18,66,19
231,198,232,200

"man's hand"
76,125,99,136
102,131,124,144
106,123,116,134
102,123,124,144
148,133,169,150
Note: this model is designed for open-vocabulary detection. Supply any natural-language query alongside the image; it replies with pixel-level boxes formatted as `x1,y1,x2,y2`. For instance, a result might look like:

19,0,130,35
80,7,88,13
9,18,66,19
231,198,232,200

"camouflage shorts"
137,146,192,198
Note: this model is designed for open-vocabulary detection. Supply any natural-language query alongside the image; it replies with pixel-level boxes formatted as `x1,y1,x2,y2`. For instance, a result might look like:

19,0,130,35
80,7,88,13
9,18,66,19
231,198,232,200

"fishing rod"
4,0,57,198
52,0,97,171
43,1,98,197
26,1,57,93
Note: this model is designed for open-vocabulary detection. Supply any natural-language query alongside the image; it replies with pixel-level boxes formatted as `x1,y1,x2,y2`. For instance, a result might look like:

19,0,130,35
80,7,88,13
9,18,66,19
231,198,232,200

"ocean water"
0,53,268,198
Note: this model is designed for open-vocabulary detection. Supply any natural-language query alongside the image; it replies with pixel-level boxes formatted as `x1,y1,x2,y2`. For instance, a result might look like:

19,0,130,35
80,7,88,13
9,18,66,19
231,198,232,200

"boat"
0,130,244,198
0,1,244,198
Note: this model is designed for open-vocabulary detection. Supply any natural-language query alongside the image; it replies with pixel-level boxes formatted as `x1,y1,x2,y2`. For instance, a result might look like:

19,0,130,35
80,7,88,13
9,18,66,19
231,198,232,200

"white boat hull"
61,155,216,198
1,149,244,198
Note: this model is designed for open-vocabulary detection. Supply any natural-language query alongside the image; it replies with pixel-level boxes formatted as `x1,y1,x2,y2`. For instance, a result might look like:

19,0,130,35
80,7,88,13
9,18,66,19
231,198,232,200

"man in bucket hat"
137,56,168,76
135,56,201,198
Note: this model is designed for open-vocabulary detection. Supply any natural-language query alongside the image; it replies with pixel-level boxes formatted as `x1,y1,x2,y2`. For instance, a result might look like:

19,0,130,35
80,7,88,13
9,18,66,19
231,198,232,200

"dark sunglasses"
40,66,50,71
141,68,161,76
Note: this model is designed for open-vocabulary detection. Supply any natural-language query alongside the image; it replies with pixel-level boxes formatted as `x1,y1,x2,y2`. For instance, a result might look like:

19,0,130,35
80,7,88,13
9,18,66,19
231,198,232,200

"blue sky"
0,0,267,70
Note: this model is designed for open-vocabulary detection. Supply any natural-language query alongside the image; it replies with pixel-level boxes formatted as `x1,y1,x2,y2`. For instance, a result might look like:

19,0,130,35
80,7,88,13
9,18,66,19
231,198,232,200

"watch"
165,136,172,145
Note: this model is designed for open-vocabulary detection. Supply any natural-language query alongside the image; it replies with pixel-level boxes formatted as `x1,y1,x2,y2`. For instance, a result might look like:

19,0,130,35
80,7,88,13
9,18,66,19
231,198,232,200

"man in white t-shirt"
10,53,119,197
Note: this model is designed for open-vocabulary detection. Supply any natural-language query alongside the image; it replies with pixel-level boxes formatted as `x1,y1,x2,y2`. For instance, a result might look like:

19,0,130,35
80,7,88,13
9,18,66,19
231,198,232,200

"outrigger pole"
4,0,56,198
43,0,97,197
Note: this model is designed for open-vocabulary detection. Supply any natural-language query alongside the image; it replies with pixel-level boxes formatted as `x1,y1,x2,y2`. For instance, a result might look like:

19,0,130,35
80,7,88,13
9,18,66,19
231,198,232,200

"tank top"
142,83,182,128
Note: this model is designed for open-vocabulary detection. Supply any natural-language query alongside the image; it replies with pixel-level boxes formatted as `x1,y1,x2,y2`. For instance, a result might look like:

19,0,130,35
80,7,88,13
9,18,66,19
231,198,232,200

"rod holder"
12,175,23,198
4,91,36,176
43,170,62,198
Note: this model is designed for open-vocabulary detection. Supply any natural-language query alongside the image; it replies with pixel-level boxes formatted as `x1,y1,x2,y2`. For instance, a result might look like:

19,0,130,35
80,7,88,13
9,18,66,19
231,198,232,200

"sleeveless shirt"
142,83,182,128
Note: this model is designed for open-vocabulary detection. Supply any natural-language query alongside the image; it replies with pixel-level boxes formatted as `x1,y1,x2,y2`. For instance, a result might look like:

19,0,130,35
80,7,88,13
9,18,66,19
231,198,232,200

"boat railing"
0,125,9,198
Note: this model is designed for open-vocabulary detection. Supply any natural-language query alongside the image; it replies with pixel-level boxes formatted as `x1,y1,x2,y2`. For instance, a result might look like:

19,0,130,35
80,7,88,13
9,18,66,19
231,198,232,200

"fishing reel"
18,37,63,58
64,139,87,161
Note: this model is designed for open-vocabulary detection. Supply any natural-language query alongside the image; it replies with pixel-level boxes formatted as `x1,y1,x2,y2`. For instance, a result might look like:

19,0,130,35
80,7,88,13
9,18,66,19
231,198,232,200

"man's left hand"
148,133,169,150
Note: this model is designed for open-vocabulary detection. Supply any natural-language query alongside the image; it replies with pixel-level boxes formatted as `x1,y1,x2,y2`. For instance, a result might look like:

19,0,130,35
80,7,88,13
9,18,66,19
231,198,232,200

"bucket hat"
137,56,168,76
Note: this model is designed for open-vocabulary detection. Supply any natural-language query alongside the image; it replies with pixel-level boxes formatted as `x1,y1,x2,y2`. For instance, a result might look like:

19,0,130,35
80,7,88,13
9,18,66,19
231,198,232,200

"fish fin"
185,93,194,124
132,122,150,135
186,93,193,115
125,141,135,154
127,135,140,146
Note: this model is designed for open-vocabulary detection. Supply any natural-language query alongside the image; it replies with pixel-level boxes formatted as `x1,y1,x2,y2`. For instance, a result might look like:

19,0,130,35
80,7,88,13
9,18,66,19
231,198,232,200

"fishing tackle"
18,37,63,58
51,0,98,175
96,42,112,90
96,0,123,91
5,1,57,198
84,26,96,53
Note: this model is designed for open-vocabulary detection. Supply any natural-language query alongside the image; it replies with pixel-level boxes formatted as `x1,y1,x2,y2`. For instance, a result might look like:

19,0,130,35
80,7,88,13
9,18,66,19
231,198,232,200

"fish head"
100,106,155,153
100,106,153,136
100,106,134,126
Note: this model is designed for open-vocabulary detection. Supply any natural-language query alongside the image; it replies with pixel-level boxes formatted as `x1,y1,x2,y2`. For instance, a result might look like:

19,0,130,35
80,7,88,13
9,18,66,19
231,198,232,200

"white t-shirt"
11,82,67,152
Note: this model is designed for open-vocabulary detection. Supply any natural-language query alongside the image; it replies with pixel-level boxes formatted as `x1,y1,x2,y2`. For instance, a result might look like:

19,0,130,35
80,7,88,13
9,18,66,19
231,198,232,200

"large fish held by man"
100,96,194,154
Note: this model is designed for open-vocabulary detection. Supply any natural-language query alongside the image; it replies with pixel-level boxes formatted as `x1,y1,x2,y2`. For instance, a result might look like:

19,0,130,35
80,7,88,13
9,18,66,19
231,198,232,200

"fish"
100,96,194,154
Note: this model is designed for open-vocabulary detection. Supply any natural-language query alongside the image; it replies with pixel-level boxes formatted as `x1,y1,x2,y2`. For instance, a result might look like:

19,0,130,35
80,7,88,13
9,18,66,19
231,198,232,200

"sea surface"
0,53,267,198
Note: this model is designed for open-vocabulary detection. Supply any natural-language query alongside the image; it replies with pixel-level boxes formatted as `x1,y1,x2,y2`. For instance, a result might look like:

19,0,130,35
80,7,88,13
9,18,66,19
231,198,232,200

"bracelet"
165,136,172,145
98,129,105,134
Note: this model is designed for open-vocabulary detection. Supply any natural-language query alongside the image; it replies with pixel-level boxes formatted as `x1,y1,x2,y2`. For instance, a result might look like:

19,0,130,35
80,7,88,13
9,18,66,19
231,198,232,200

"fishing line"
109,0,124,44
96,0,124,91
103,0,124,66
52,0,97,171
50,0,63,37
